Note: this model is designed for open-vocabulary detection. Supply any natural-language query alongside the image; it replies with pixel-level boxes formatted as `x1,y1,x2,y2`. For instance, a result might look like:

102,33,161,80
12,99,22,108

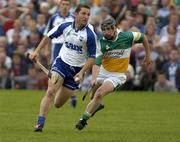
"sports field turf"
0,90,180,142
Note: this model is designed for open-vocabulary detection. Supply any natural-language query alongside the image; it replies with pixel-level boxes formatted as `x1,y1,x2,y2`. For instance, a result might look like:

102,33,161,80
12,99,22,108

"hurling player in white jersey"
44,0,76,108
29,4,97,132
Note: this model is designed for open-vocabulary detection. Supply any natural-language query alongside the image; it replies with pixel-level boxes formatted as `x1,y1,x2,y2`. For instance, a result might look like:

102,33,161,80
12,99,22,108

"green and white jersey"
95,29,144,73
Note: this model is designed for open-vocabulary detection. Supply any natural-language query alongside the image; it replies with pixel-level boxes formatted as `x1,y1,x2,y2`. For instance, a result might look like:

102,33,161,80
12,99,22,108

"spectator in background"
7,32,20,57
134,13,145,33
141,62,157,91
70,0,78,13
118,19,130,32
155,71,177,92
0,25,5,36
0,66,12,89
39,2,51,20
85,0,100,17
26,65,39,90
0,36,8,49
27,32,40,51
145,21,160,48
6,19,28,44
0,2,29,32
26,2,38,20
36,14,46,38
160,12,180,47
0,48,12,70
157,0,170,28
10,51,28,89
162,49,180,91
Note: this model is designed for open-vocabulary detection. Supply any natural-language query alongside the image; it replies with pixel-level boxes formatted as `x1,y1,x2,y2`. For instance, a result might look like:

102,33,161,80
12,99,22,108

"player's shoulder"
118,30,133,38
86,23,95,32
85,23,97,36
55,21,73,31
60,21,73,27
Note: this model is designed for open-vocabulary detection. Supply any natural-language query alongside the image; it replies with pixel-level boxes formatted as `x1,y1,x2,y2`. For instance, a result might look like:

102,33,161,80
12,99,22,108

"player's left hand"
143,56,152,66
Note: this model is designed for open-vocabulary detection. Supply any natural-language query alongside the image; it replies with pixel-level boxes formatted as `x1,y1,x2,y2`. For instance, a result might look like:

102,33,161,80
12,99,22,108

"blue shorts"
51,58,82,90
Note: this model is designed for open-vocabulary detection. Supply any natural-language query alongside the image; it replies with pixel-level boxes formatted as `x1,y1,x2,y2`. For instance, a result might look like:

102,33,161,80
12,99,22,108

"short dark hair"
101,18,116,31
75,4,90,13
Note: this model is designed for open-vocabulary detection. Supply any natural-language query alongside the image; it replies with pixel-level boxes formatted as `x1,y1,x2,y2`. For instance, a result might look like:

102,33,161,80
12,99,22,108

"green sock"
81,112,91,121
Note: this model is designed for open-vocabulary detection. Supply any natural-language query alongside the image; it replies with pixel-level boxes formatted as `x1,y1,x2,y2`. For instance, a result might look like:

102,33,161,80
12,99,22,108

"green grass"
0,90,180,142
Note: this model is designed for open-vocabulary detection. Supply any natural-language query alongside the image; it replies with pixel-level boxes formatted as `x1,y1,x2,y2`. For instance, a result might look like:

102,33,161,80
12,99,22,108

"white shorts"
97,66,127,88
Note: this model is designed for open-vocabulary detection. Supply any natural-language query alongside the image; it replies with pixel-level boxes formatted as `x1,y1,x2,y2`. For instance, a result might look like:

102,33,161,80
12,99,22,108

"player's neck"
74,21,85,30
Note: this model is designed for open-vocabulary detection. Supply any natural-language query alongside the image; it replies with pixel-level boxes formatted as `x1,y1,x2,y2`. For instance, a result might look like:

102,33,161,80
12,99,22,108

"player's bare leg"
34,72,63,132
76,81,114,130
54,86,74,108
89,84,104,116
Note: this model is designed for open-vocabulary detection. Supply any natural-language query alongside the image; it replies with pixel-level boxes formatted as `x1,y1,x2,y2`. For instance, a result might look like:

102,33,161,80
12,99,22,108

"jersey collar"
72,21,87,32
58,11,70,18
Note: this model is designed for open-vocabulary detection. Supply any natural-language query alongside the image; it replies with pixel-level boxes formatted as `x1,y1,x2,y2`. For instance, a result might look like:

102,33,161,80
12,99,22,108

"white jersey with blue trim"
44,12,74,44
47,21,97,67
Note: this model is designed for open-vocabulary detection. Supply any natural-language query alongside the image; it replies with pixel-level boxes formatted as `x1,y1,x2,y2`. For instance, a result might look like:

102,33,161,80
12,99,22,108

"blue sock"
37,116,45,126
71,96,76,100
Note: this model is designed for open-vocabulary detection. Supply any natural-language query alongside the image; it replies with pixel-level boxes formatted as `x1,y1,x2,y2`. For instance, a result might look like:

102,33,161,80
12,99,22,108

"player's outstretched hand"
143,56,152,66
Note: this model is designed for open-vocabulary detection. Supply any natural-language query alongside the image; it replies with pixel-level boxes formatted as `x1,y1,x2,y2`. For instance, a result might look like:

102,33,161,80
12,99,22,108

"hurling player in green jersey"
76,18,152,130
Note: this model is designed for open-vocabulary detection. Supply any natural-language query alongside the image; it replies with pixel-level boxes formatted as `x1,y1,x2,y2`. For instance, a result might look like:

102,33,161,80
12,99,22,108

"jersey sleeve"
94,41,103,66
47,22,71,39
94,55,103,66
86,27,97,58
132,32,144,43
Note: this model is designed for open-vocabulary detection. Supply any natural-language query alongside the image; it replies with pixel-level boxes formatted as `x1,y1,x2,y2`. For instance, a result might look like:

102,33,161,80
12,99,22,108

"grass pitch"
0,90,180,142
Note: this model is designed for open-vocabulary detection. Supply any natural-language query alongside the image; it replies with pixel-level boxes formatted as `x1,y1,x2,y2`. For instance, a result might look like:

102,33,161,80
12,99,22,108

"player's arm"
80,58,95,75
91,55,102,86
74,47,96,82
29,36,50,60
74,28,97,82
132,32,152,65
142,35,151,64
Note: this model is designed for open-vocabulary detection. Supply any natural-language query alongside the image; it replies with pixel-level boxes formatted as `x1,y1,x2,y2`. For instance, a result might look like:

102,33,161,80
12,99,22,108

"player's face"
102,25,116,40
60,1,71,13
76,8,90,27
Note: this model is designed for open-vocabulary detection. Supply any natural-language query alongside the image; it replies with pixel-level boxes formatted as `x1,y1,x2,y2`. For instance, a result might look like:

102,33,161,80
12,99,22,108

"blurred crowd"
0,0,179,92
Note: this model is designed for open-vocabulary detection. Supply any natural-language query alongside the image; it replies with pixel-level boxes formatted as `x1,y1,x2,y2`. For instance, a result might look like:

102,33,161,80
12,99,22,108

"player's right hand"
28,52,38,62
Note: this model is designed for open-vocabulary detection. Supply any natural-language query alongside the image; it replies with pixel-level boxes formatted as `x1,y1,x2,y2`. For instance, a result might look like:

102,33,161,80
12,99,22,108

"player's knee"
46,88,55,98
94,89,103,100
